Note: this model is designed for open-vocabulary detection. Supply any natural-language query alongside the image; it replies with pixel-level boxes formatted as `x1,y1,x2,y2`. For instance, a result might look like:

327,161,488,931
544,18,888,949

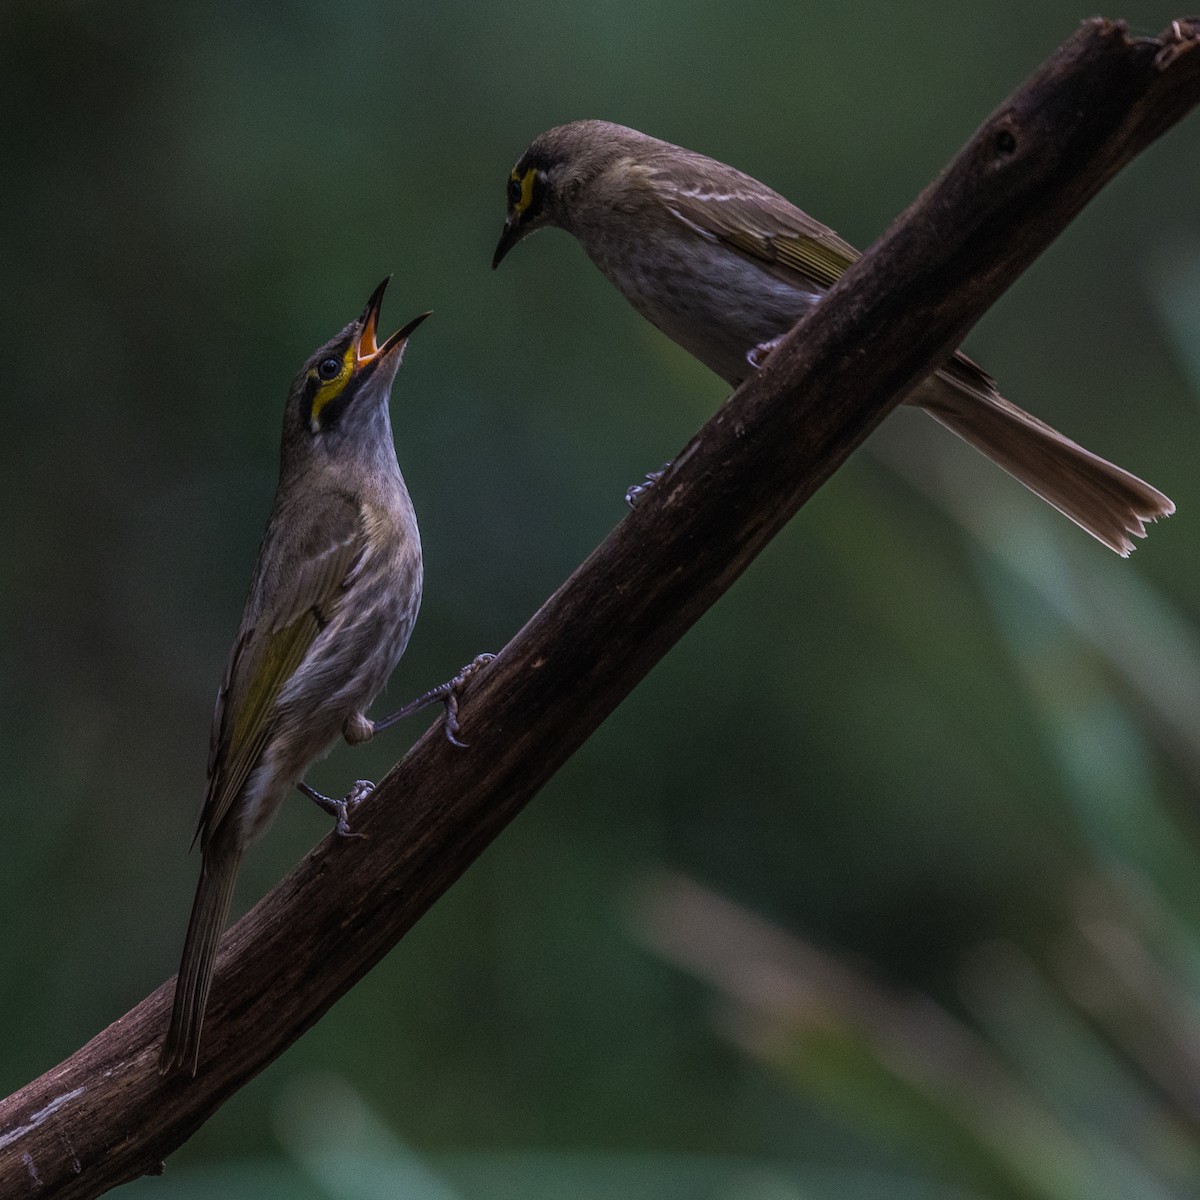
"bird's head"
284,278,430,453
492,121,640,268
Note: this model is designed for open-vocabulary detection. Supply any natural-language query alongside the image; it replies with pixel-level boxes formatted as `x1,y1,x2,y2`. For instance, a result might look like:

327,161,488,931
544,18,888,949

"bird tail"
159,845,242,1076
918,360,1174,556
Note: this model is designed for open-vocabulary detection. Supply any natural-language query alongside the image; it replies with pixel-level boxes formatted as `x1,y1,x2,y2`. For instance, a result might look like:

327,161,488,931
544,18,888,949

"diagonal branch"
3,15,1199,1198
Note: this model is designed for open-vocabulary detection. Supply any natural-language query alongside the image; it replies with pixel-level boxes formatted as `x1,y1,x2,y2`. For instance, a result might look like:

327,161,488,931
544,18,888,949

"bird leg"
746,334,784,371
627,337,780,510
629,331,787,508
625,463,671,508
345,652,497,749
628,332,784,509
297,779,374,840
304,655,495,832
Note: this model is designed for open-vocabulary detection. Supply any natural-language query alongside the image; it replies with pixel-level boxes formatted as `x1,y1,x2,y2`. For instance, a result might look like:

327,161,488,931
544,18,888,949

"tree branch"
3,16,1199,1198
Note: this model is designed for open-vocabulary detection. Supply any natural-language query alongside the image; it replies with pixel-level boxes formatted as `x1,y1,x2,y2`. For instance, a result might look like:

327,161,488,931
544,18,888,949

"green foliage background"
2,2,1199,1196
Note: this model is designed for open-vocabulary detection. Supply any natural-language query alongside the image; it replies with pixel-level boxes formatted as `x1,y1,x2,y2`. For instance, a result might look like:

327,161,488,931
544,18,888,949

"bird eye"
317,356,341,381
507,176,523,207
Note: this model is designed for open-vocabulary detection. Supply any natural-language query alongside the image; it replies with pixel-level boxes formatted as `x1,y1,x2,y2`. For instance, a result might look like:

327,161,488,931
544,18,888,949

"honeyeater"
493,120,1173,555
160,279,489,1076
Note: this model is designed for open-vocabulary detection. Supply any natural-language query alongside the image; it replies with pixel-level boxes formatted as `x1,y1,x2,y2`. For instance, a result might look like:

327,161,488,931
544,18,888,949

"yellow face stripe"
511,167,538,216
309,344,356,427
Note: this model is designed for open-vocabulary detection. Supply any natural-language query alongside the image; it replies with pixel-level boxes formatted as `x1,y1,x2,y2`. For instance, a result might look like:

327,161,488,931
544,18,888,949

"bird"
160,278,490,1076
492,120,1173,555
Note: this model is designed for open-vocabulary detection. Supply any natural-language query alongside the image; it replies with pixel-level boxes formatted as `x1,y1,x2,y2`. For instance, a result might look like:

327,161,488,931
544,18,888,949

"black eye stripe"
300,374,319,427
315,390,352,431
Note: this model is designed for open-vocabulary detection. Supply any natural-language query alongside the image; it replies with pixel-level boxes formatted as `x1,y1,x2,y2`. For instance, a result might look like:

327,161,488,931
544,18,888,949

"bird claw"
625,464,670,508
298,778,373,840
444,710,467,748
345,779,375,809
335,781,375,839
333,802,367,841
746,335,784,371
441,654,496,747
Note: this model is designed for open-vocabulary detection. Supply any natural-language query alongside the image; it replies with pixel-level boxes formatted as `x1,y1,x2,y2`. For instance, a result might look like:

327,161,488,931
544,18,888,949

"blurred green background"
3,1,1199,1196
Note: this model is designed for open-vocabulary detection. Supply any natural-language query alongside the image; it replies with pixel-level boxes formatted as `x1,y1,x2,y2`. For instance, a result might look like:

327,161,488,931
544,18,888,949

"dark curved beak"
356,277,431,366
492,218,520,270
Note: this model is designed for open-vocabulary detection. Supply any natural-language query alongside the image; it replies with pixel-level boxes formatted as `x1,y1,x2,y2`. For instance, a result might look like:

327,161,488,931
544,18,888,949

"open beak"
492,218,520,270
356,277,431,366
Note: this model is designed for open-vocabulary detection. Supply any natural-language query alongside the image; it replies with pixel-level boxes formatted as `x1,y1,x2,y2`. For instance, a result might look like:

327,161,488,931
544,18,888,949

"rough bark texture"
2,16,1198,1199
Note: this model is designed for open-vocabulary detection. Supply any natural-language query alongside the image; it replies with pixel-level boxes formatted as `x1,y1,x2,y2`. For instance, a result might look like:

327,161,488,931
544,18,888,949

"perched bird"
493,120,1173,555
161,279,487,1076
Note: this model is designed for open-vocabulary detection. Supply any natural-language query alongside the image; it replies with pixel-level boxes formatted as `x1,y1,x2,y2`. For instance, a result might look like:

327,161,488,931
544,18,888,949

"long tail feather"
918,362,1174,556
159,845,242,1076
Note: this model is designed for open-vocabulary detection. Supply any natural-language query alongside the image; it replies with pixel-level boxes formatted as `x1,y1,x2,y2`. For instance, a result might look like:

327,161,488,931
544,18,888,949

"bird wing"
643,152,1000,396
198,495,367,847
641,153,860,292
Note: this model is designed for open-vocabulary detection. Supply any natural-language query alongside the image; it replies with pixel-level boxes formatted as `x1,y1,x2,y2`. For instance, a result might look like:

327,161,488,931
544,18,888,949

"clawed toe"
453,653,496,687
440,654,496,748
625,464,670,508
444,712,468,749
298,778,374,840
746,335,783,371
345,779,375,808
335,780,375,838
332,803,365,840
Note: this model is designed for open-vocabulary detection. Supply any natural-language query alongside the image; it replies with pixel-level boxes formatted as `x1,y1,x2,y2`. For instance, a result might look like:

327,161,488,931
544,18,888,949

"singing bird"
493,120,1173,555
160,279,489,1075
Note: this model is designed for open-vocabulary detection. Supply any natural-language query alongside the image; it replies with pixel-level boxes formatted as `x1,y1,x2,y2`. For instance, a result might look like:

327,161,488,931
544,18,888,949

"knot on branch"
991,118,1021,159
973,110,1028,179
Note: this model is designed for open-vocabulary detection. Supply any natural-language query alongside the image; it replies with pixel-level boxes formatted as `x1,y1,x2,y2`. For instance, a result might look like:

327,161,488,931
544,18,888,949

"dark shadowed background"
3,2,1200,1197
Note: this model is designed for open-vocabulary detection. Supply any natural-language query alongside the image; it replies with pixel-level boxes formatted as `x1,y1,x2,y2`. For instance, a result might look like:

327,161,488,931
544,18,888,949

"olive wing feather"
642,152,998,395
197,496,367,848
641,152,860,291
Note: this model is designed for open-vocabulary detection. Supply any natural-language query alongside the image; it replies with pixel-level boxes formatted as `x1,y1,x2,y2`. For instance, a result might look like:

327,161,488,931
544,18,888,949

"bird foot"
625,463,671,508
335,780,375,839
364,653,496,748
441,653,497,747
746,335,784,371
297,779,374,840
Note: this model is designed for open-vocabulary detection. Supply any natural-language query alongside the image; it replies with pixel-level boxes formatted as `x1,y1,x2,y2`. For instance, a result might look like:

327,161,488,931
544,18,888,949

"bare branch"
2,16,1198,1198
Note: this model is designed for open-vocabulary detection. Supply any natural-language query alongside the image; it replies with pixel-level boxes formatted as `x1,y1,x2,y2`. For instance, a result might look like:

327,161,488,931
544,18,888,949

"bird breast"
575,213,824,387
